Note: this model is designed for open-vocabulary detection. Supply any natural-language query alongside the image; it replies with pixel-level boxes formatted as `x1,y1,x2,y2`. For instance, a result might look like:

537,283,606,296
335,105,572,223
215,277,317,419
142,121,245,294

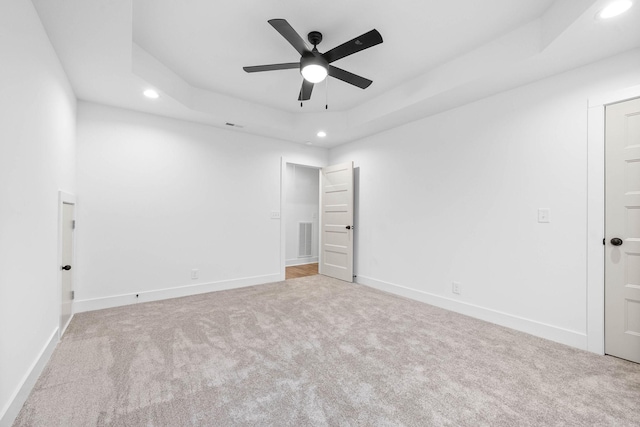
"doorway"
280,158,356,283
283,163,320,279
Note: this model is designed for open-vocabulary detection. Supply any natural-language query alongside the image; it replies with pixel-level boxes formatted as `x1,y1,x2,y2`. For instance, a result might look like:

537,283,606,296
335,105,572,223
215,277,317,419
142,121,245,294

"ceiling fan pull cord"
325,76,329,110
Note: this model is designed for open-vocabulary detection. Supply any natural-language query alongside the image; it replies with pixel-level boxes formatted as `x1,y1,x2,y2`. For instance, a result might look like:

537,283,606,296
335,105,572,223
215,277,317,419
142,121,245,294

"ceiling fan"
243,19,383,102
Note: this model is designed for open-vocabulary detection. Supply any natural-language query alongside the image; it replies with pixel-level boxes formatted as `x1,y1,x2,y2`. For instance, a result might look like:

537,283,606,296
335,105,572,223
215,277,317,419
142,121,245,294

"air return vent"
298,222,312,257
225,122,244,128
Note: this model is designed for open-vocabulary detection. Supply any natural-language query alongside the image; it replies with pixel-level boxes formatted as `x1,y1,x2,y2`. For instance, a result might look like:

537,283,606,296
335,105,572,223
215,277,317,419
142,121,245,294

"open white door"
58,192,76,339
605,97,640,363
319,162,354,282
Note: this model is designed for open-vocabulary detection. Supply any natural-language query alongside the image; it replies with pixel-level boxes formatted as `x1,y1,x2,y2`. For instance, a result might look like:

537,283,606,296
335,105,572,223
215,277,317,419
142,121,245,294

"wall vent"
298,222,312,257
225,122,244,128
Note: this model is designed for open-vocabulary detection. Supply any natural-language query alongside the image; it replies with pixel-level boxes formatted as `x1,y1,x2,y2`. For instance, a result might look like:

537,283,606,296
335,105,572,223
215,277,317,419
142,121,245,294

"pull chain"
325,77,329,110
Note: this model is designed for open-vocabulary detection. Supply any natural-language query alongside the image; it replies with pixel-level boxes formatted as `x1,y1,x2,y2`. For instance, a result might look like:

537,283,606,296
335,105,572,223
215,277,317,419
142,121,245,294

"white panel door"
60,202,74,336
605,97,640,363
319,162,354,282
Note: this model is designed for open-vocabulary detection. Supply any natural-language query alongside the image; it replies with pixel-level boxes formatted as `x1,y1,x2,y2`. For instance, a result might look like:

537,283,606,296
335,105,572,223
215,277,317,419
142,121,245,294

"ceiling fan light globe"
301,64,328,83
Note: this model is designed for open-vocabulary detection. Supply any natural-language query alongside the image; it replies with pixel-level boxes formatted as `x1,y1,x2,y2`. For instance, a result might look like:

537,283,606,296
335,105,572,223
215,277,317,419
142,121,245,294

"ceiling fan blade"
243,63,300,73
298,80,314,101
268,19,310,56
328,66,372,89
323,29,383,64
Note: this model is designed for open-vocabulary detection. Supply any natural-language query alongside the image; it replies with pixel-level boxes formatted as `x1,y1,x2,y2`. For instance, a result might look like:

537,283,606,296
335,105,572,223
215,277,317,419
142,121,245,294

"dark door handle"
61,265,71,271
346,225,352,230
611,238,623,246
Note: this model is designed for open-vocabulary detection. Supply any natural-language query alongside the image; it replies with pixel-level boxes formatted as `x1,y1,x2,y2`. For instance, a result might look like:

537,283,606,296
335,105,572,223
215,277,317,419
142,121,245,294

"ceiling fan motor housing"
308,31,323,46
300,52,328,72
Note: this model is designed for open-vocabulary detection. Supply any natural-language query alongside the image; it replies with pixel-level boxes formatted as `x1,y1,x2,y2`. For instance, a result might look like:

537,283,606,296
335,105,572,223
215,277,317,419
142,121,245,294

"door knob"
346,225,352,230
611,238,623,246
61,265,71,271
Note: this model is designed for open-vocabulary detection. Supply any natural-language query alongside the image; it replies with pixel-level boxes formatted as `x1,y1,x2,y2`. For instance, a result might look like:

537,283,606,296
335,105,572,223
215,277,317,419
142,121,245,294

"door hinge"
603,238,605,246
71,290,75,300
72,220,76,229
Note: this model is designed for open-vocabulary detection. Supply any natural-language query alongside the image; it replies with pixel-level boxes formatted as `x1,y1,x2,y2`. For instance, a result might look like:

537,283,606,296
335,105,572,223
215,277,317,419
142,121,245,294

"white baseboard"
285,257,318,267
59,313,73,340
356,275,588,350
74,273,281,313
0,327,59,427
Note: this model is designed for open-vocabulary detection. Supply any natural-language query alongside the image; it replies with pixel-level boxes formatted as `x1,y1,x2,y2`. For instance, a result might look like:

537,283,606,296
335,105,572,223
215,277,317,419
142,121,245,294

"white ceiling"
132,0,555,113
32,0,640,147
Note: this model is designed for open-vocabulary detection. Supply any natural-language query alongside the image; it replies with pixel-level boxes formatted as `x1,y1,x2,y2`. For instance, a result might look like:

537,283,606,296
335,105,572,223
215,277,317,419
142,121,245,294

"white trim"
60,313,74,339
57,191,76,341
357,275,588,350
0,327,58,427
588,84,640,108
285,257,319,267
586,85,640,355
74,273,281,313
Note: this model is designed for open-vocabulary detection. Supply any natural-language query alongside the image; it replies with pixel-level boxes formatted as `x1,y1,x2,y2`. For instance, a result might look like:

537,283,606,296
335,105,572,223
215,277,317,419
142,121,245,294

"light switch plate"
270,211,281,219
538,208,550,223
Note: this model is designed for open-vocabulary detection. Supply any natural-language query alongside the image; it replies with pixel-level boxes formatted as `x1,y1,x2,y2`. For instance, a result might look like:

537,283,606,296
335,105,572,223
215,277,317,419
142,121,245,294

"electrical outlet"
191,269,199,280
452,281,461,295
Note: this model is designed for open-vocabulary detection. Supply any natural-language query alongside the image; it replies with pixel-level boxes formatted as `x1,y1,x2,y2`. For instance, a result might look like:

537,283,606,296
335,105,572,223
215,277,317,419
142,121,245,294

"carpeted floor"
14,275,640,426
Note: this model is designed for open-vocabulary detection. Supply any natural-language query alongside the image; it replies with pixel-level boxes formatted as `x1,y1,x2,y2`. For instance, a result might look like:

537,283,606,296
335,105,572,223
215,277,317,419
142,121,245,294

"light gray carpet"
14,275,640,426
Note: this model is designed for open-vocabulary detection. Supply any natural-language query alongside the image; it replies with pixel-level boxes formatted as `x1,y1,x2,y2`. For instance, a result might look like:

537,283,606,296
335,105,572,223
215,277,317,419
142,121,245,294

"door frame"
57,190,76,340
587,84,640,354
279,157,327,281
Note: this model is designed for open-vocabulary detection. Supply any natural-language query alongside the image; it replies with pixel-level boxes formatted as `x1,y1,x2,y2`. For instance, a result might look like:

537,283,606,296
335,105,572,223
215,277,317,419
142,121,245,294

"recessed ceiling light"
598,0,633,19
143,89,159,99
317,131,327,138
305,142,313,145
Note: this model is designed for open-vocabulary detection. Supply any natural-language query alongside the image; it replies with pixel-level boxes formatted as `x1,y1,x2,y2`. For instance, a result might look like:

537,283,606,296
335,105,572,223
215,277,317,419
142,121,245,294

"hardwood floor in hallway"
285,263,318,279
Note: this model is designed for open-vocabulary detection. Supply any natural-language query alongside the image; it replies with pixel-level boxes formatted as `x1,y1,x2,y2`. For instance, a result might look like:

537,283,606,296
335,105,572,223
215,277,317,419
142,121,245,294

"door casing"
280,158,326,280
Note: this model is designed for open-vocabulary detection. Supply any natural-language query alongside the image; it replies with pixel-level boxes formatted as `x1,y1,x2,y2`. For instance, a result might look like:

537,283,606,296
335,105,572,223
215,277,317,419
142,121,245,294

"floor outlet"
191,269,199,280
452,281,461,295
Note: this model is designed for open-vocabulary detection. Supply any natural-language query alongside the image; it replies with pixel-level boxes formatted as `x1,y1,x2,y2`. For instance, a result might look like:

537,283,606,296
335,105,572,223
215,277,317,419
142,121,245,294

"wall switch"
191,269,199,280
538,208,550,223
452,281,461,295
270,211,281,219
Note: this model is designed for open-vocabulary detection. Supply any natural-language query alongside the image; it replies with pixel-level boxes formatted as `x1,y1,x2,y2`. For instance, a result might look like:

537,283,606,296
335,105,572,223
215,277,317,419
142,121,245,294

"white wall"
76,102,328,310
285,164,319,266
0,0,77,424
330,49,640,349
